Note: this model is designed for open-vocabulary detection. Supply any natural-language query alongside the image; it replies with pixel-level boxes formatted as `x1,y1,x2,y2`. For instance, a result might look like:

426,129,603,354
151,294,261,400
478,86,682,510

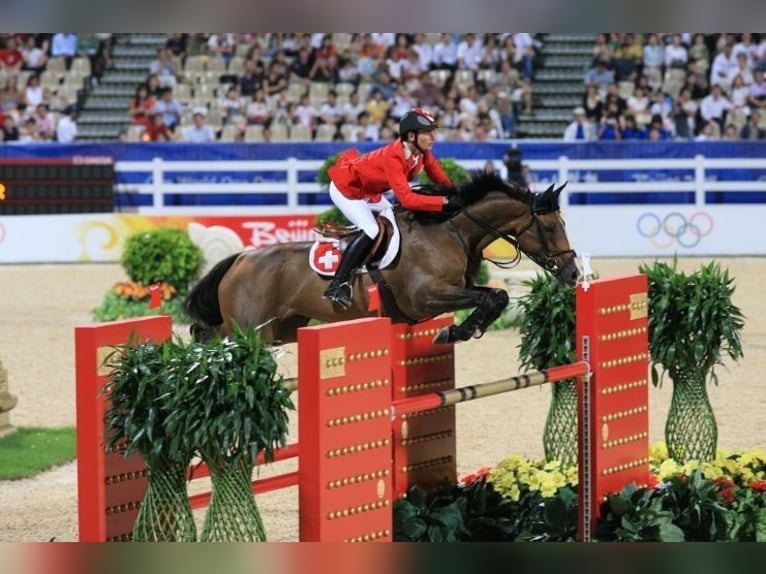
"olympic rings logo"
636,212,714,249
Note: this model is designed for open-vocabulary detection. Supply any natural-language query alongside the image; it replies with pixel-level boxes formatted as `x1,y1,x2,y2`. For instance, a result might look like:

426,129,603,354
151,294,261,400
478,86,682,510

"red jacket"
328,140,451,211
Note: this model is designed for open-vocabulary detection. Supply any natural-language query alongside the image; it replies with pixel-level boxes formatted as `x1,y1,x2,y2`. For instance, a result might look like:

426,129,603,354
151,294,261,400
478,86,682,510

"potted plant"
514,273,578,465
181,323,294,542
93,227,202,323
639,258,744,462
103,337,198,541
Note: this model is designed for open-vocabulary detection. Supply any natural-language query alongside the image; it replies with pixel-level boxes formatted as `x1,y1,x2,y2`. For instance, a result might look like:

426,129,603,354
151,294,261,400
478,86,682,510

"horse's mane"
403,171,533,224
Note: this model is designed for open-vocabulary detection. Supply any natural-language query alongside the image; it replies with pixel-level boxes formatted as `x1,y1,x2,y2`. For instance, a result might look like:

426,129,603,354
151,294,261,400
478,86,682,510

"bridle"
449,193,576,275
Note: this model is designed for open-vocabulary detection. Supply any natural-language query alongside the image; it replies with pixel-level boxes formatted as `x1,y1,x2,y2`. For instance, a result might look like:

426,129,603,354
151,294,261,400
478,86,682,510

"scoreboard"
0,156,115,215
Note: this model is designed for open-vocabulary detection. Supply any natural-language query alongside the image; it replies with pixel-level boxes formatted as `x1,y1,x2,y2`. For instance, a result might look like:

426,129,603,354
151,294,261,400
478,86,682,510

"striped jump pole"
391,361,591,418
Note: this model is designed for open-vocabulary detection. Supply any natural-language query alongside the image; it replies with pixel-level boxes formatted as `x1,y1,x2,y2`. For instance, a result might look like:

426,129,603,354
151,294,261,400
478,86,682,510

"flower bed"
393,443,766,542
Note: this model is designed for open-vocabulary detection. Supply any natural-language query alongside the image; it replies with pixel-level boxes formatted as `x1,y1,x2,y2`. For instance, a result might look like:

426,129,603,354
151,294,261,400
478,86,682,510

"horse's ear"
553,182,568,200
542,183,555,196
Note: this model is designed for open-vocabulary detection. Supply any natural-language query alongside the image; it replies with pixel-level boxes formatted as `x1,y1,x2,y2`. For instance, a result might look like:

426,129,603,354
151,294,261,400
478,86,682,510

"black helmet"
399,108,437,140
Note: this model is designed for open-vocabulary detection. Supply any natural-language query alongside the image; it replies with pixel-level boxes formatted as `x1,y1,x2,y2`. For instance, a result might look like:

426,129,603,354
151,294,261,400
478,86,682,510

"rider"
323,107,463,309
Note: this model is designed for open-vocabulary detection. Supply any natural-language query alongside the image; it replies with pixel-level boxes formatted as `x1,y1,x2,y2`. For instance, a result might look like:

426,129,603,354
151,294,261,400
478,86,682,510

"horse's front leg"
429,286,509,344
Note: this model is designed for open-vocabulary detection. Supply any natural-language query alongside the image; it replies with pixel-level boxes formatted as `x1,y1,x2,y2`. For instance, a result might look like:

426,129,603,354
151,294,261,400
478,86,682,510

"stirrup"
324,282,353,309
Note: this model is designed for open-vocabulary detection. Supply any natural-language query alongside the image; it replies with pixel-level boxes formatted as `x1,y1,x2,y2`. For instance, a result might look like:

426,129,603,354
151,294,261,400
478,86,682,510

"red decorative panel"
390,317,456,500
75,315,173,542
298,317,394,542
576,274,649,542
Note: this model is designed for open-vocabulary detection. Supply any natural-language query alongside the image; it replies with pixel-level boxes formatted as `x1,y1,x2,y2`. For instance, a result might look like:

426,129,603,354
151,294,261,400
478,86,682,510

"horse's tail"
183,252,240,332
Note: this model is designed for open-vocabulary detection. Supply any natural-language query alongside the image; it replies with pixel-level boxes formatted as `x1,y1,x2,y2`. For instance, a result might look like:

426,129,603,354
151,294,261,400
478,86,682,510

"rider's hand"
442,194,464,214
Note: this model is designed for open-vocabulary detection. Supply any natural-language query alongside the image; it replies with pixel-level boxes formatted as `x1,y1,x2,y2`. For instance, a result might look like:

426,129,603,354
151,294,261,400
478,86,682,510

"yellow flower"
658,459,680,481
649,441,669,462
540,476,558,498
509,484,521,502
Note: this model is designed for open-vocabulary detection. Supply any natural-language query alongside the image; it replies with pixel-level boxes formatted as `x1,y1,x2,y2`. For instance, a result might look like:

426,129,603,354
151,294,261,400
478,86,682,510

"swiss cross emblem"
312,242,341,273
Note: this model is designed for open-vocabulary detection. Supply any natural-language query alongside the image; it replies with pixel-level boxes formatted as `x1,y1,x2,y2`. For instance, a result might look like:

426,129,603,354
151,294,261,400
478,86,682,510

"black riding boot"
323,231,374,309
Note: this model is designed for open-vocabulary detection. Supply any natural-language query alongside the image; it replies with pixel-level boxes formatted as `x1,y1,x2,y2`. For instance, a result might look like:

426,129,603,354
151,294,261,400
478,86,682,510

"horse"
183,172,580,345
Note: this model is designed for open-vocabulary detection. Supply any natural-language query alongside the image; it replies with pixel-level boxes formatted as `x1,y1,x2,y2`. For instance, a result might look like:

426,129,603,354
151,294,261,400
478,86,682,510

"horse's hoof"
473,328,485,339
433,326,453,345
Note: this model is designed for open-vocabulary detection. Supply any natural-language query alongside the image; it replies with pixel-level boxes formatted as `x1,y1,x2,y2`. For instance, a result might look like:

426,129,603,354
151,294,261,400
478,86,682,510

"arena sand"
1,257,765,541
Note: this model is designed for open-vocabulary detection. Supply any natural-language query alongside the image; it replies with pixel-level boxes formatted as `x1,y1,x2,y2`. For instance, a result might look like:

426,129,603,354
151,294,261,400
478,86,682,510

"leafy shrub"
121,227,202,292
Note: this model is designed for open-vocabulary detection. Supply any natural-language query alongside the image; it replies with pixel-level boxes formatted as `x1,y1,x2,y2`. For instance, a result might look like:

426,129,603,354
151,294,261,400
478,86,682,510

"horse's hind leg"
433,287,509,344
273,315,311,344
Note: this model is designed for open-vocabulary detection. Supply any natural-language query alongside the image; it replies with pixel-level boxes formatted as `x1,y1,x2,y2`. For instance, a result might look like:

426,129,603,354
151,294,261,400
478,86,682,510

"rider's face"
413,129,436,151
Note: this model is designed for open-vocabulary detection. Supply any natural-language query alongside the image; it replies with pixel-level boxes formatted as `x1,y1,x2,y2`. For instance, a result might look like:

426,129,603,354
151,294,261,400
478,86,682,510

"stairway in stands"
77,34,168,141
516,33,597,139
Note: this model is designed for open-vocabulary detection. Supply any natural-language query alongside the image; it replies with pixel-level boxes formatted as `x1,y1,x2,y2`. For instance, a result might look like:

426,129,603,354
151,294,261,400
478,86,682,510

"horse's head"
517,183,581,288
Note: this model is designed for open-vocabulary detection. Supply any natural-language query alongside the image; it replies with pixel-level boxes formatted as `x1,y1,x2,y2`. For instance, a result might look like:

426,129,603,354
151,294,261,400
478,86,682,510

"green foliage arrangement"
103,324,295,541
393,445,766,542
639,258,745,462
93,227,202,323
121,227,202,292
514,273,578,464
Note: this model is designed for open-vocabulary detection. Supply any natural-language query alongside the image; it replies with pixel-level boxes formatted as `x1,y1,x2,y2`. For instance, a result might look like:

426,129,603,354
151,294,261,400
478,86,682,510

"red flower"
713,477,736,504
647,472,660,489
750,480,766,492
460,466,492,486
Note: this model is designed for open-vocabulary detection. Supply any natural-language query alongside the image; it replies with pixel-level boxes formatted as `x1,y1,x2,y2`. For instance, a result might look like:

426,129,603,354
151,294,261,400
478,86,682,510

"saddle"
314,213,395,265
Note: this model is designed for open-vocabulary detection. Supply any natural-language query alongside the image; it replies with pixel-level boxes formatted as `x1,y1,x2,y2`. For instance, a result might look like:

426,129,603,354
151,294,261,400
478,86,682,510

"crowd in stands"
0,33,115,143
564,33,766,141
4,33,766,145
120,33,540,143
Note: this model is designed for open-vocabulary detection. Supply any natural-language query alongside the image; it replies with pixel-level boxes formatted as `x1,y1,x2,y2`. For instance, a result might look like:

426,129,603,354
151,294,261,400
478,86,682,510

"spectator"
143,112,174,141
289,48,313,84
626,86,651,125
603,82,628,116
0,36,23,74
165,33,187,64
90,40,113,83
238,58,265,97
432,33,458,71
206,33,236,66
695,121,719,141
183,109,217,142
642,33,665,88
308,54,339,84
740,110,766,140
699,83,733,129
22,74,45,108
722,123,739,140
673,88,699,139
145,73,161,98
747,69,766,112
149,47,179,89
1,115,19,142
439,96,461,130
664,34,688,71
733,32,758,69
710,42,738,91
412,72,441,108
349,110,380,142
21,36,48,73
727,53,754,88
19,116,40,142
456,33,482,71
217,84,245,124
584,59,614,90
688,33,711,79
410,33,434,71
292,93,316,132
1,76,22,111
56,104,78,143
730,74,751,118
153,87,184,131
596,105,623,140
646,114,671,140
496,94,516,138
563,106,595,141
129,84,155,127
341,91,365,125
51,33,77,70
246,88,272,125
318,89,343,129
77,33,100,59
582,83,603,121
365,89,390,125
389,83,415,121
621,115,647,140
32,102,55,140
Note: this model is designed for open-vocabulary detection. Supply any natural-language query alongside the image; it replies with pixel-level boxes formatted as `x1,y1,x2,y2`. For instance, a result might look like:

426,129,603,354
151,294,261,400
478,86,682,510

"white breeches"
329,182,392,239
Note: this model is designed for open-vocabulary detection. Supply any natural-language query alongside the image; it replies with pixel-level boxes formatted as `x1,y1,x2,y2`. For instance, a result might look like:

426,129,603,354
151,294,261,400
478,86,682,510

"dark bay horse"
184,172,580,345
